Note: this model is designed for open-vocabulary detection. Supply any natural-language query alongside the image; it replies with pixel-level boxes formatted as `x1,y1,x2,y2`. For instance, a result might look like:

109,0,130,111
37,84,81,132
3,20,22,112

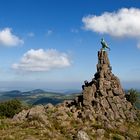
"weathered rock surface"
78,50,138,127
77,130,90,140
13,105,49,125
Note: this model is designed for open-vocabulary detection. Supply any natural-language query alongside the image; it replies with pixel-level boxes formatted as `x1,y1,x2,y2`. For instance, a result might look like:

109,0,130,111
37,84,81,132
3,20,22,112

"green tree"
125,88,139,107
0,99,23,118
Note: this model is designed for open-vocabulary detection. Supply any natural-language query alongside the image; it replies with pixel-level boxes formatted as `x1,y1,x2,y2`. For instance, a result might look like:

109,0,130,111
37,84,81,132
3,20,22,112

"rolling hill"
0,89,81,105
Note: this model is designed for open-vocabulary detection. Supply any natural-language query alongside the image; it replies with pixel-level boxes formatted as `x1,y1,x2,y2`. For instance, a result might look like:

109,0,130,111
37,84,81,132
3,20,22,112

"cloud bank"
82,8,140,37
12,49,71,72
0,28,24,46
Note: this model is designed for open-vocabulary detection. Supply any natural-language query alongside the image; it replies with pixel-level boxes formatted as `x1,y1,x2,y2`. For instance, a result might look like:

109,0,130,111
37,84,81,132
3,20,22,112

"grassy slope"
0,111,140,140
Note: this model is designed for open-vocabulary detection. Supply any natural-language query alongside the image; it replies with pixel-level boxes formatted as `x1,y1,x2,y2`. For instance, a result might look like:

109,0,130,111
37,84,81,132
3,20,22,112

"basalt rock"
80,49,138,125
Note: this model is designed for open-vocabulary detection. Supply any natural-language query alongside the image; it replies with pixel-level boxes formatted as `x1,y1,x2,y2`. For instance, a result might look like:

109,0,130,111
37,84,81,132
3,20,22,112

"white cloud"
12,49,71,72
82,8,140,37
0,28,24,46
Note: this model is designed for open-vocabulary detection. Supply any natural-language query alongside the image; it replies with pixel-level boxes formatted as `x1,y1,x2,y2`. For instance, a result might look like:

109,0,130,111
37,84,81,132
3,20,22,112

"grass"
0,117,140,140
111,134,124,140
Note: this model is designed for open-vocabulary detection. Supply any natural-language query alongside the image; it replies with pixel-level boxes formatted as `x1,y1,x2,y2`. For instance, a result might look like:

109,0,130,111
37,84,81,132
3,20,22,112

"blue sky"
0,0,140,91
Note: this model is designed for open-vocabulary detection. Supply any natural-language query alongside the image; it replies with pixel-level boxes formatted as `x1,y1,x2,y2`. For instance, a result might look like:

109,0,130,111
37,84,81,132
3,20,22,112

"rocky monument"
73,39,138,127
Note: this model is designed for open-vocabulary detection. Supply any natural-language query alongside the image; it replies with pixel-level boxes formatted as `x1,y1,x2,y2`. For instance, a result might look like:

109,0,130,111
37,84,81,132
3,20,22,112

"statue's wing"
104,42,108,47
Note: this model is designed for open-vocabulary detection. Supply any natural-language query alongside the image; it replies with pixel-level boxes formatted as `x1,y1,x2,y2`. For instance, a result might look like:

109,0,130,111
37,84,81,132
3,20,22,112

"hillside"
0,89,81,105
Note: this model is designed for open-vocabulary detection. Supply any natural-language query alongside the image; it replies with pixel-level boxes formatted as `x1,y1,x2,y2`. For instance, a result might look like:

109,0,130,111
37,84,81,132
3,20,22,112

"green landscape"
0,89,140,108
0,89,81,105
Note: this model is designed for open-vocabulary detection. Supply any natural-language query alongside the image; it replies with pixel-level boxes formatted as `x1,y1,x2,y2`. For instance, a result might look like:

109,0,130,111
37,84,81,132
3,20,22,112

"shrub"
0,99,23,118
112,135,122,140
125,88,139,106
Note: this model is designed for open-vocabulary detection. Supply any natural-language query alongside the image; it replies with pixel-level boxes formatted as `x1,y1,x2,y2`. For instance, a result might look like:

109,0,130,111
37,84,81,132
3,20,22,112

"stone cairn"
73,49,138,127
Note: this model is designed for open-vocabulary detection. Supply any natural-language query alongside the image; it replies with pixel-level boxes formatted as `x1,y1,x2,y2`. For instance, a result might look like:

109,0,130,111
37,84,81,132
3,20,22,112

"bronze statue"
101,38,110,51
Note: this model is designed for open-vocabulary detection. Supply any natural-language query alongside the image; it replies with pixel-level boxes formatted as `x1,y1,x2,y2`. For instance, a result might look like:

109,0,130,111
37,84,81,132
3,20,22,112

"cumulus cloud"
82,8,140,37
0,28,24,46
12,49,71,72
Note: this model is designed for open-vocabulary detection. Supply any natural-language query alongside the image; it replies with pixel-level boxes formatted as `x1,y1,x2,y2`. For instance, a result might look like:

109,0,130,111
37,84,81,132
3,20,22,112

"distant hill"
33,97,63,105
0,89,81,105
1,90,22,97
30,89,46,94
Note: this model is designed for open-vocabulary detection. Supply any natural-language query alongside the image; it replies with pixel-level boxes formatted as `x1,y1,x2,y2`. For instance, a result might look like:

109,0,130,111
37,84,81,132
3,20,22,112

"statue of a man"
101,38,110,51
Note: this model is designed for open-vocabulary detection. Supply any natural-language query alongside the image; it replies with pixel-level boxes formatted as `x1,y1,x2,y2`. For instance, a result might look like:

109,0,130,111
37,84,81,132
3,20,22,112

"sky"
0,0,140,91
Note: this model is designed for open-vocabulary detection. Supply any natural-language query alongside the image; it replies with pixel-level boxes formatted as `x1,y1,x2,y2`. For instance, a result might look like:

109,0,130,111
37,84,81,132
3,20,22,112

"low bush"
0,99,23,118
125,88,139,106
